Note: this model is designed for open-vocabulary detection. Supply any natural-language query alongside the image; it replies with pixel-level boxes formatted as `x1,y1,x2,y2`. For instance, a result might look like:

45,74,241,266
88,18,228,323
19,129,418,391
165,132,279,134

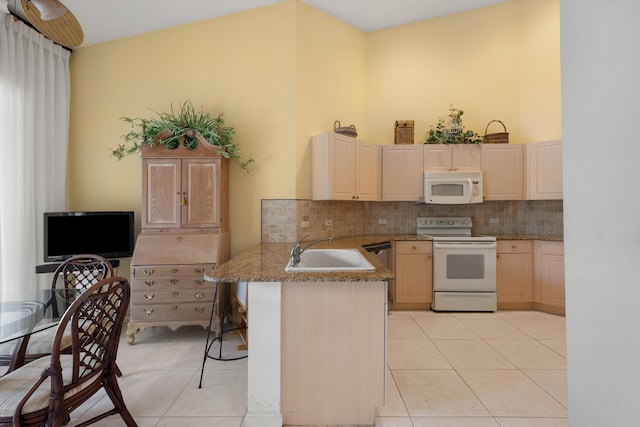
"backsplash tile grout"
261,199,563,242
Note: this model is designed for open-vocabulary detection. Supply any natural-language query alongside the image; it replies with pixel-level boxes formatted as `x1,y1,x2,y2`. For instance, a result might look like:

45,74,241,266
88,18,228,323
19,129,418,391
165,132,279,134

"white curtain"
0,13,70,296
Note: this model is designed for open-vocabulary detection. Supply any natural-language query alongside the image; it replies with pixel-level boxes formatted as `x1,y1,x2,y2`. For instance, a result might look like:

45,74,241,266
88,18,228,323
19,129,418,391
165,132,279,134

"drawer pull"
171,305,179,311
144,294,154,300
511,245,517,249
170,279,178,285
194,279,204,286
143,269,155,276
171,268,179,273
194,267,205,274
170,291,180,297
143,309,154,315
144,280,155,287
194,307,205,313
194,292,205,299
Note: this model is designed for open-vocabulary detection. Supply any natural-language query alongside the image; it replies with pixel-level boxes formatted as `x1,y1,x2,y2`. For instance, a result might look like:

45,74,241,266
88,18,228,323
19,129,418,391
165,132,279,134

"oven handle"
433,241,497,249
467,178,473,203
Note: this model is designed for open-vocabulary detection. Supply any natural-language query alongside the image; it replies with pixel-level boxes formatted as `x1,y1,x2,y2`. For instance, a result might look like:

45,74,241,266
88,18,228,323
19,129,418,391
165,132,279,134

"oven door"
432,241,497,291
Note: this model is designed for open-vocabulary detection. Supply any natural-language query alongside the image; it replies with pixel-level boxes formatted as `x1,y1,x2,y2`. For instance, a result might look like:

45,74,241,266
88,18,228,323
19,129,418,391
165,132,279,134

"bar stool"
198,281,247,388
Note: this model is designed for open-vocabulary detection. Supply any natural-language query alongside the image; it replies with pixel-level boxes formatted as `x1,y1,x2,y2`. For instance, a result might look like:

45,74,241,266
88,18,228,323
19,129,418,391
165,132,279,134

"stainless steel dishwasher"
363,242,393,302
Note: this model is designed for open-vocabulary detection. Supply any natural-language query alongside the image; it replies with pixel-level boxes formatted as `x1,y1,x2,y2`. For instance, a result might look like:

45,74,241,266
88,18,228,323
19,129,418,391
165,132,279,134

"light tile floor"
67,310,567,426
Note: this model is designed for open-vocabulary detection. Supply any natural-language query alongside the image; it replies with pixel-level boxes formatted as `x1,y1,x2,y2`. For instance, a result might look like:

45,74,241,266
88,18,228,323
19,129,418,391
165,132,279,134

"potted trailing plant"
425,105,483,145
111,100,253,172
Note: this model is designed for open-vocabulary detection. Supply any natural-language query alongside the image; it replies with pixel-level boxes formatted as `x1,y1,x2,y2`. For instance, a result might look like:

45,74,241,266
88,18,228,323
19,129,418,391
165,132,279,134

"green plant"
425,105,483,145
111,100,254,172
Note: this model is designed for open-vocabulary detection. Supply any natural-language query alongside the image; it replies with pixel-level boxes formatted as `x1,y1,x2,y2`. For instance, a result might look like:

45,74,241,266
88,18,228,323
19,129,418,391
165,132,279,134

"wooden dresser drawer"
132,289,215,305
395,241,432,255
132,264,213,278
497,240,532,254
130,302,212,321
131,276,211,290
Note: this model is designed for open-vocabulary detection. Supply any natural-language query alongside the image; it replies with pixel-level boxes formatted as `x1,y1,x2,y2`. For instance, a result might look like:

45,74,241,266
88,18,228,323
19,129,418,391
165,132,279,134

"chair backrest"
48,254,114,317
51,276,130,397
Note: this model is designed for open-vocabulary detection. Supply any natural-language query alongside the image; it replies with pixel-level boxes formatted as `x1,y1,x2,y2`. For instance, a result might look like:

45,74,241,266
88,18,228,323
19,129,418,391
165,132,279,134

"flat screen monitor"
44,211,135,262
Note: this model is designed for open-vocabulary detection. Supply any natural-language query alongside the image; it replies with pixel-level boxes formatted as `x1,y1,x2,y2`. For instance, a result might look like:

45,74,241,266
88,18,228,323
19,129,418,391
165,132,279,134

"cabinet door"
423,145,452,171
182,158,222,228
535,241,565,308
482,144,524,200
143,158,181,229
382,145,424,201
394,242,432,304
452,145,482,171
355,141,380,201
329,134,356,200
527,140,563,200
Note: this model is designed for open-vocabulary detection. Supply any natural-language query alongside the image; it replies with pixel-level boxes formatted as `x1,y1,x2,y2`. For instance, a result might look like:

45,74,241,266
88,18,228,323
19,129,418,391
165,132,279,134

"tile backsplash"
261,199,563,243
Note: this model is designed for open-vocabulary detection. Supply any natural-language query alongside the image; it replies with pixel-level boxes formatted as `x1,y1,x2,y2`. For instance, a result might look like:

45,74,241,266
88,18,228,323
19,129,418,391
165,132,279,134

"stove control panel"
416,217,472,229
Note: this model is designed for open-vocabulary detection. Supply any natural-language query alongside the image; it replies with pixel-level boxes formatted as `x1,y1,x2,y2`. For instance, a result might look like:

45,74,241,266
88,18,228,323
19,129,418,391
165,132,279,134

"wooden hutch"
126,142,229,344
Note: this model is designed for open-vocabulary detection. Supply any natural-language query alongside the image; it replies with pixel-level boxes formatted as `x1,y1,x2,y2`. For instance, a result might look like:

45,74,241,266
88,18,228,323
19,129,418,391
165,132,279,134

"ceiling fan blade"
29,0,66,21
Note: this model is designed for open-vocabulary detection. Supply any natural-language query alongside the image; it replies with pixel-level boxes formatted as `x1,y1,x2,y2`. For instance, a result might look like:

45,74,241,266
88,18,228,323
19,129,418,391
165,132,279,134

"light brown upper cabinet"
526,140,563,200
424,144,482,172
311,132,380,201
482,144,524,200
381,145,424,201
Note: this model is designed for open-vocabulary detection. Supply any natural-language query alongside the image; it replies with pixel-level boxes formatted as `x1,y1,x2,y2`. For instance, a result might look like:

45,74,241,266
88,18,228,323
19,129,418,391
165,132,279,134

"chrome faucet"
289,235,333,267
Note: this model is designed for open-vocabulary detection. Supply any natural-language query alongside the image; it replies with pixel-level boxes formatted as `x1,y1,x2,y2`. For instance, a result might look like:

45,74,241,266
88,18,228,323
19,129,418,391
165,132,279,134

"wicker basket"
483,120,509,144
334,120,358,138
394,120,414,144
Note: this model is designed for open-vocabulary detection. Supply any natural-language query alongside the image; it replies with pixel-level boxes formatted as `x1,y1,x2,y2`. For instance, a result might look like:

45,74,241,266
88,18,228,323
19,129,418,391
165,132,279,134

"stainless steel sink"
284,248,375,272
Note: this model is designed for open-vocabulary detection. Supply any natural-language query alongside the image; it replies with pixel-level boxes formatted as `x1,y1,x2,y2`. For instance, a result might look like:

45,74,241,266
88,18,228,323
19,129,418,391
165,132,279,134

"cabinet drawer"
131,276,211,290
130,302,212,321
497,240,532,254
132,264,213,278
395,241,432,255
132,289,214,305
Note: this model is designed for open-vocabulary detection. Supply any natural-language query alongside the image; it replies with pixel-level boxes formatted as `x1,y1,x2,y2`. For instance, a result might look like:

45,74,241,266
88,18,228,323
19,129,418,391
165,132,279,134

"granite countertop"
204,233,562,283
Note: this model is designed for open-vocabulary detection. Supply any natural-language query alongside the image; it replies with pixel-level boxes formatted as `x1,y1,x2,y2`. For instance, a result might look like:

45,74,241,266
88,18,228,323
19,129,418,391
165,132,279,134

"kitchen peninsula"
204,239,396,427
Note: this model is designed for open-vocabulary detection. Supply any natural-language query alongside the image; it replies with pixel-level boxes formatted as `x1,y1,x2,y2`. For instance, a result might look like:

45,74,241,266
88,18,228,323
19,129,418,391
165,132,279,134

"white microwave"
424,171,483,204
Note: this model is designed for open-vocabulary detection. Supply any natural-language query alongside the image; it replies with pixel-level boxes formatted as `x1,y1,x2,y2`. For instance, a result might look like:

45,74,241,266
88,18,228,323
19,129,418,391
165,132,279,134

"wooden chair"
0,276,137,426
0,254,115,371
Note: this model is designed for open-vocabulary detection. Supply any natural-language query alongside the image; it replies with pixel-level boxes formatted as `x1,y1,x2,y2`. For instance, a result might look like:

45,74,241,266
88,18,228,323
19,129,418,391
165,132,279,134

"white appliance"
423,170,483,204
416,216,496,312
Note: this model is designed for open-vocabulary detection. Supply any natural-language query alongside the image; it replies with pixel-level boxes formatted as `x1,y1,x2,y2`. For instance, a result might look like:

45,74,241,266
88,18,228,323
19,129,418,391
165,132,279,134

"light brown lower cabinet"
391,241,432,310
496,240,534,310
388,239,564,315
534,240,565,315
280,281,386,426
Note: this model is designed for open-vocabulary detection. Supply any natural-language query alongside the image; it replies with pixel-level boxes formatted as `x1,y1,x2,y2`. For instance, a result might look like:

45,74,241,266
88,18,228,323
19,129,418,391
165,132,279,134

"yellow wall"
69,1,298,257
294,2,367,197
67,0,560,258
366,0,560,145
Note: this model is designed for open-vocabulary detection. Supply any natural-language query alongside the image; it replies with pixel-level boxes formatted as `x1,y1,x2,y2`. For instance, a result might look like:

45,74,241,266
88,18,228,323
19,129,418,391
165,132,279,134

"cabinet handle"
170,291,179,297
144,294,154,300
180,192,187,206
143,269,155,276
194,279,204,286
511,245,517,249
170,279,178,285
194,292,205,299
143,309,154,315
171,268,179,273
171,305,179,311
194,268,205,274
194,307,205,313
144,280,155,287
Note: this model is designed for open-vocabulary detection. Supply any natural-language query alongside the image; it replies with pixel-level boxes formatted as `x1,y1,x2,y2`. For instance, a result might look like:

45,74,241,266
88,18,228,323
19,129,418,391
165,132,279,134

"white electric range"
416,217,497,312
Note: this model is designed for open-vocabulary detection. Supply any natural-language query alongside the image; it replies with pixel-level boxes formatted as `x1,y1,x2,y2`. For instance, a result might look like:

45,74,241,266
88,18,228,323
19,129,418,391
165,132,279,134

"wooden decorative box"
394,120,414,144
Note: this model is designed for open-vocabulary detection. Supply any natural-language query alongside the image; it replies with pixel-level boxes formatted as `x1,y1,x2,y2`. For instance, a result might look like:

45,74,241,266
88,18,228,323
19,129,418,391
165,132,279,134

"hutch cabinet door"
182,158,222,228
142,158,181,229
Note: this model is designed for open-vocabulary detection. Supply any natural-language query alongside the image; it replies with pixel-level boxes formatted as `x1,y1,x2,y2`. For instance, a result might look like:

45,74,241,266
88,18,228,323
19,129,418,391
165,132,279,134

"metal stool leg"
198,281,247,389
